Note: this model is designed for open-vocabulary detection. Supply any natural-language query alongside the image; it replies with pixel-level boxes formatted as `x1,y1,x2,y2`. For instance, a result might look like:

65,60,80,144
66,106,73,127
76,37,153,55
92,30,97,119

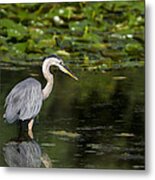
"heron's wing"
4,78,43,123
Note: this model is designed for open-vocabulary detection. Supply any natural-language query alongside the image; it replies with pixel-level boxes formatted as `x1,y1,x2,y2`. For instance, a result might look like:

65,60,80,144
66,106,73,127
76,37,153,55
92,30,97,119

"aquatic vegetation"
0,1,144,70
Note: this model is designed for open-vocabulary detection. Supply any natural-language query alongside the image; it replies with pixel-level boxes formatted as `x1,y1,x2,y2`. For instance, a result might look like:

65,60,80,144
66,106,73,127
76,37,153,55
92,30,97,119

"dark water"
0,67,145,169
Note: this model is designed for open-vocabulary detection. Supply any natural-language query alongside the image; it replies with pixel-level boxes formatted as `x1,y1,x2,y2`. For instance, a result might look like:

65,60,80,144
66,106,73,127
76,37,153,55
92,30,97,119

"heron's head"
43,55,78,80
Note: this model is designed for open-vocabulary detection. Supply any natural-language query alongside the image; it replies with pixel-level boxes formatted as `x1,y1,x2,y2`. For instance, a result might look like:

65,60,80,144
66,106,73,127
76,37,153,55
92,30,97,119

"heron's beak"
59,65,78,80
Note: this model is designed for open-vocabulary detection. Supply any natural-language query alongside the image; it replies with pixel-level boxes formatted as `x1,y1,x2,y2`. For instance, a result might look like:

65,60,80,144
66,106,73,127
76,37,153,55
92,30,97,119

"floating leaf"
114,133,135,137
1,18,27,40
11,42,27,54
113,76,127,80
48,130,80,138
41,143,56,147
57,50,70,57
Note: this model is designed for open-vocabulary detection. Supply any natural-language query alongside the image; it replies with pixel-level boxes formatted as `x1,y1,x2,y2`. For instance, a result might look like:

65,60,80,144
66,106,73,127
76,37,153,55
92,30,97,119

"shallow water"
0,67,144,169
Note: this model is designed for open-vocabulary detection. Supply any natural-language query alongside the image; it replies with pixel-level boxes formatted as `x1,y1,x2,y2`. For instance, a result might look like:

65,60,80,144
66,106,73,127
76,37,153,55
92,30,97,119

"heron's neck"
42,60,54,100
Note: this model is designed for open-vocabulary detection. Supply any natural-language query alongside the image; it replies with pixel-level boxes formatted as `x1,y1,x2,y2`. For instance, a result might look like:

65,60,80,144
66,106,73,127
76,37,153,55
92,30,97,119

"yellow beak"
59,65,78,81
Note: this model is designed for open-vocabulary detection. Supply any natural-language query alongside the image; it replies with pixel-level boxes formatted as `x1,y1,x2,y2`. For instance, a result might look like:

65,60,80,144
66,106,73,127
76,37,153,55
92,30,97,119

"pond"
0,66,144,169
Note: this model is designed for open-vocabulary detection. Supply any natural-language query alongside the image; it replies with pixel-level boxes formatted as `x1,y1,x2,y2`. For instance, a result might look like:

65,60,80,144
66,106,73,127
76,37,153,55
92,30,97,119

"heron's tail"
4,105,19,124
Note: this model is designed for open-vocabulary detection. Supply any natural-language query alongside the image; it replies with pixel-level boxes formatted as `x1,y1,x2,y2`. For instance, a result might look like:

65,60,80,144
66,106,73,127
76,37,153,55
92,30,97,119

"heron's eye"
60,61,63,65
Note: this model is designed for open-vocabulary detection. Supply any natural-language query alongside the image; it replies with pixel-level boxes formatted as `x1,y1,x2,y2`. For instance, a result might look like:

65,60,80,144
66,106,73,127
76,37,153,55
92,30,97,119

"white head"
42,55,78,80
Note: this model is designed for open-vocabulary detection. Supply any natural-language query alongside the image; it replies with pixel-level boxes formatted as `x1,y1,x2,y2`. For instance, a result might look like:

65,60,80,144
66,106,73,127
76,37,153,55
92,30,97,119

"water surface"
0,67,145,169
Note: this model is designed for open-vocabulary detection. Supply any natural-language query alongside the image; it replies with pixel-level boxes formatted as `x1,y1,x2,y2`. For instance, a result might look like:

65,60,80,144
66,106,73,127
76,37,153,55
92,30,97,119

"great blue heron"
3,54,78,138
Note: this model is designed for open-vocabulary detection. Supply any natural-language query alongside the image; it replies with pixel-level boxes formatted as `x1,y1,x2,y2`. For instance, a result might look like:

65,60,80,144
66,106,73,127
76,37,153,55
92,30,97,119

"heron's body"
4,78,43,123
4,55,78,138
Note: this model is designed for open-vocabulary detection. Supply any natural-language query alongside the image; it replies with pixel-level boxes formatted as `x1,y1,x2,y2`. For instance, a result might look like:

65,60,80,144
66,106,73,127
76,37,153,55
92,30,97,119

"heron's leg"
28,119,34,139
28,119,34,131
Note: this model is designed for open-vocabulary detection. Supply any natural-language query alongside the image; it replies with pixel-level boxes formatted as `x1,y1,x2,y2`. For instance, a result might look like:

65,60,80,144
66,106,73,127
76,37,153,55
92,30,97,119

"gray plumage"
3,140,42,167
4,78,43,123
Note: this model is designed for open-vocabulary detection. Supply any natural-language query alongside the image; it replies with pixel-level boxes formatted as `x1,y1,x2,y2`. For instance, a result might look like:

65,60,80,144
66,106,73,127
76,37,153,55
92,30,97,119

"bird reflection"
3,128,52,168
3,140,42,168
